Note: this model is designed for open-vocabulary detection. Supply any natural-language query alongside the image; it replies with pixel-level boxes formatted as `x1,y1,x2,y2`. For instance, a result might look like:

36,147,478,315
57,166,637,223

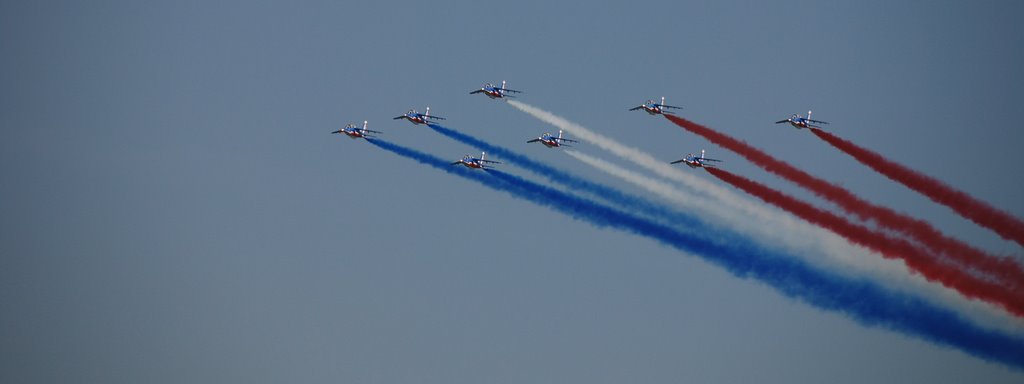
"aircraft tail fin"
425,107,430,118
481,152,486,162
558,129,563,139
661,96,666,106
363,120,368,130
808,110,812,120
501,80,506,92
701,149,705,160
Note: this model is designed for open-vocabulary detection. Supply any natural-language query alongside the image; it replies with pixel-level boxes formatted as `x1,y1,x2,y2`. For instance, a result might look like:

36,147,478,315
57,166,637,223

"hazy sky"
3,1,1023,382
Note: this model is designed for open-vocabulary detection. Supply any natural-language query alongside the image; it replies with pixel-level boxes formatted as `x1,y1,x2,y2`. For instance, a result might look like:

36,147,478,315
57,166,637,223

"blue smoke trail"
366,137,1024,369
426,123,704,228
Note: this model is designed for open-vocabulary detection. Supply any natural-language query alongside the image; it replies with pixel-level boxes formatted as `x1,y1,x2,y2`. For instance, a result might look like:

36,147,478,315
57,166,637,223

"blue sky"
2,1,1023,382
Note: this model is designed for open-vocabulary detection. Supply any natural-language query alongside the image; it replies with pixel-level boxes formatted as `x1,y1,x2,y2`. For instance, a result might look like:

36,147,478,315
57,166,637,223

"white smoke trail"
506,100,1024,334
509,100,762,211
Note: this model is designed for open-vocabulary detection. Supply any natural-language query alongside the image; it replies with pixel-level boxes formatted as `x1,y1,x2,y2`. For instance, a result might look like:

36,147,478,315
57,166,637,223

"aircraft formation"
334,79,834,168
328,80,1024,372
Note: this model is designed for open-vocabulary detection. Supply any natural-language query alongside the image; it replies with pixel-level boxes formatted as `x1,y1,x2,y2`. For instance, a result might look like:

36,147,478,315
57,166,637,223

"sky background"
2,0,1023,382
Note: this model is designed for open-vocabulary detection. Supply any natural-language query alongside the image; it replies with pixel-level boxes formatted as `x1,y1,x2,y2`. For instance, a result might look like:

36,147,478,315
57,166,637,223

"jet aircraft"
469,80,522,99
451,152,500,169
331,120,381,139
527,130,578,148
393,107,446,125
629,96,683,115
670,149,723,168
775,110,829,129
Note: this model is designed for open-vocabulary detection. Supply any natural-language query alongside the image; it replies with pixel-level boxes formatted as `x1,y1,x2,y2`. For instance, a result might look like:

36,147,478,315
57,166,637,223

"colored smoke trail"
704,166,1024,317
365,137,1024,369
665,114,1023,291
809,127,1024,248
427,123,1024,331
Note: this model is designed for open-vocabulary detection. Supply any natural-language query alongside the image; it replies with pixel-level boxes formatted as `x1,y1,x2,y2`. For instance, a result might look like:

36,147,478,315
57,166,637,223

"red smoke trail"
664,114,1024,291
705,166,1024,317
809,127,1024,248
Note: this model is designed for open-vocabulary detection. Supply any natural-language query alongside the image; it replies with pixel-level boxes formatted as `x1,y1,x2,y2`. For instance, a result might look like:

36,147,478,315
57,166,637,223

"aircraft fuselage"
458,161,483,169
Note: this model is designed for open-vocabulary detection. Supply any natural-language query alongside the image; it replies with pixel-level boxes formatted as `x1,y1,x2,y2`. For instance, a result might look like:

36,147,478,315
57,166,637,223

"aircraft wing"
807,119,829,124
425,115,446,120
469,89,485,94
450,161,463,165
480,159,501,164
557,138,579,143
363,129,384,134
774,119,790,124
704,158,723,162
659,104,683,109
628,106,644,111
503,89,523,93
330,130,344,134
527,138,541,143
670,158,687,164
393,115,407,120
